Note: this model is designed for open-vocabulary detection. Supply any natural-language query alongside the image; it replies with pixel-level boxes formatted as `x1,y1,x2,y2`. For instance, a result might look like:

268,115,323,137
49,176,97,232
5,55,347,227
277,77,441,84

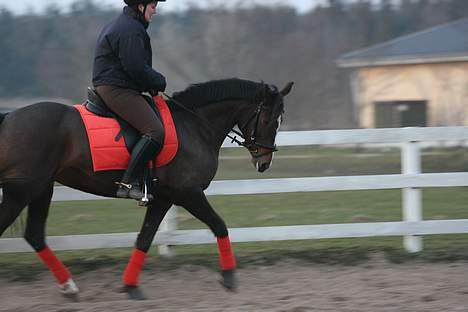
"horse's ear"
280,82,294,96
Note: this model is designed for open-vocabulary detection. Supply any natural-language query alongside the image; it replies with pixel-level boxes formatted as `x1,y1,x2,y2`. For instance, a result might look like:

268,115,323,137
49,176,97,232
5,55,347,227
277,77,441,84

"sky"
0,0,330,15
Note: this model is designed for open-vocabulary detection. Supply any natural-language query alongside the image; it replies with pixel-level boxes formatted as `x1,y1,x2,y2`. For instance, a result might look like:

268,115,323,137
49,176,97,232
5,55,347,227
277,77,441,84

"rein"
230,100,278,157
162,90,277,157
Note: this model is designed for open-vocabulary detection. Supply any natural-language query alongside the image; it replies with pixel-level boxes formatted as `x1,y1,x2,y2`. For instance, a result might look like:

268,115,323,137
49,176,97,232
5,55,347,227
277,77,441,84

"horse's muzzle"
251,148,273,172
257,162,270,172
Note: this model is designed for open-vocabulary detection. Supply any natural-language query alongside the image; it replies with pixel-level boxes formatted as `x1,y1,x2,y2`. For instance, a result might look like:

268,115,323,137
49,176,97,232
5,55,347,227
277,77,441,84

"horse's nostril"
258,163,270,172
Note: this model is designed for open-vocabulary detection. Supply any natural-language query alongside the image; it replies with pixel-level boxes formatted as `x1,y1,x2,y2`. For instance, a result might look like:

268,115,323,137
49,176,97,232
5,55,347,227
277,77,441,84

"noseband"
230,97,279,158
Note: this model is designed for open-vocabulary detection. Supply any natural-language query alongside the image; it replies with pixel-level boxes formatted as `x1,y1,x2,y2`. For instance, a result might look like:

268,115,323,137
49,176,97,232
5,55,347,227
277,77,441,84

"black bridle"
229,99,278,158
162,88,279,158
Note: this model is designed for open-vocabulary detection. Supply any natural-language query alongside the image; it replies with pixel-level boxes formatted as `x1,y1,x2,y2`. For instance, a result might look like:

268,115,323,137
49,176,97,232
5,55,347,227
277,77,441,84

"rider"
92,0,167,200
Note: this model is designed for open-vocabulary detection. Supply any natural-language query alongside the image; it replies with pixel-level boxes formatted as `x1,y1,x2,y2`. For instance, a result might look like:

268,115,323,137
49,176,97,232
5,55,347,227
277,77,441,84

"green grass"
215,146,468,179
4,188,467,236
1,146,468,273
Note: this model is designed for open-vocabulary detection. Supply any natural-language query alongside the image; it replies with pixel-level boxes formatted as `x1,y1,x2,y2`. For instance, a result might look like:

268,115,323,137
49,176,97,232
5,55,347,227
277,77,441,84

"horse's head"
238,81,294,172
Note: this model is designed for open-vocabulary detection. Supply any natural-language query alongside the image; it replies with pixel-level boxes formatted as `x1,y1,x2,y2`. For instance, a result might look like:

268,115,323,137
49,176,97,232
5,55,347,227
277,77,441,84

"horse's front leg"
122,197,173,300
179,189,237,291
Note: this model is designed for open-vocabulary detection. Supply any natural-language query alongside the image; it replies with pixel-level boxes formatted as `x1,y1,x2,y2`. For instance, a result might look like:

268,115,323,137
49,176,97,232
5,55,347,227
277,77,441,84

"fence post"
401,141,423,252
158,205,178,257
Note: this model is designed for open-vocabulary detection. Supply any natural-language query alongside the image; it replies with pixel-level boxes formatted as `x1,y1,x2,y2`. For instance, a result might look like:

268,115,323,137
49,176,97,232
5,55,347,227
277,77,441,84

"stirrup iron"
140,183,150,204
115,181,132,189
137,181,152,206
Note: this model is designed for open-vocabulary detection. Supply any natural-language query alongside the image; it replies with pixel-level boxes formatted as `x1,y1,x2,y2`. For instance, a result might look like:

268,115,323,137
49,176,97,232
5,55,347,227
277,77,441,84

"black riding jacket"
92,6,166,93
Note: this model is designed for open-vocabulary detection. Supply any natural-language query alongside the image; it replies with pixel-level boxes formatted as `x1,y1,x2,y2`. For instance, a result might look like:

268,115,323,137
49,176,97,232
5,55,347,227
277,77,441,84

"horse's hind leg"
179,189,237,291
24,184,79,297
0,185,29,236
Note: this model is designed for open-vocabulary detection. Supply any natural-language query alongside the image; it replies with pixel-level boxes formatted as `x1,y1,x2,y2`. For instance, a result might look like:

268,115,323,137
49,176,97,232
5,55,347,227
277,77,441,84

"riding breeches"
96,85,164,144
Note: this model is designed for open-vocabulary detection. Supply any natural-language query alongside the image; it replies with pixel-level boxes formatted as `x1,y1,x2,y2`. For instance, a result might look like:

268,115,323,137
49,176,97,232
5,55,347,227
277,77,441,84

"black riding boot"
116,134,161,200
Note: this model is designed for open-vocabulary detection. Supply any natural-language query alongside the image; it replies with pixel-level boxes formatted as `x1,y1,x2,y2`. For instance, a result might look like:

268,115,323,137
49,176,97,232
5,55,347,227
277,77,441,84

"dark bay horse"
0,78,293,300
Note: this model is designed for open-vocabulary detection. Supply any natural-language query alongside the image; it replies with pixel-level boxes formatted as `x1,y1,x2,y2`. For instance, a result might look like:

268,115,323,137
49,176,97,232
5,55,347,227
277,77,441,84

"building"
337,18,468,128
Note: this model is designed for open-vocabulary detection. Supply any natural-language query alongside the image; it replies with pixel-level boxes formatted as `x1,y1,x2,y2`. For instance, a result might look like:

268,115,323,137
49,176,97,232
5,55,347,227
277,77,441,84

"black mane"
172,78,262,109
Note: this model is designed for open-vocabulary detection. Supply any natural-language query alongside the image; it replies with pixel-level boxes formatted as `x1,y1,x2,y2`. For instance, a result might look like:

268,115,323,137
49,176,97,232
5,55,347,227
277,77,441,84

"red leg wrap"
37,246,71,284
217,236,236,271
123,249,146,286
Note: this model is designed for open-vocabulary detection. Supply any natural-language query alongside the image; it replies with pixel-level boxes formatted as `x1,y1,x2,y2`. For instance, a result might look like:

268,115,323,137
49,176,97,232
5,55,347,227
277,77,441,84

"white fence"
1,127,468,254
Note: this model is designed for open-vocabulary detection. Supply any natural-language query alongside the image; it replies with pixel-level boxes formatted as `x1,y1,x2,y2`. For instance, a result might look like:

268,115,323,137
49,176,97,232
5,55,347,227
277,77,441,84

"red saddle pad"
75,95,178,172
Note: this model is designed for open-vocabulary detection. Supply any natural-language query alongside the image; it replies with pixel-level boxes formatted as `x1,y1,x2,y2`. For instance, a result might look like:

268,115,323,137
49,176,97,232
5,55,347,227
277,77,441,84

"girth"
84,87,160,152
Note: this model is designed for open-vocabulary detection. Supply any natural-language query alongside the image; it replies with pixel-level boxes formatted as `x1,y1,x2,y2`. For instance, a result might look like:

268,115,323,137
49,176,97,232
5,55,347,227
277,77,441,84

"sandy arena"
1,256,467,312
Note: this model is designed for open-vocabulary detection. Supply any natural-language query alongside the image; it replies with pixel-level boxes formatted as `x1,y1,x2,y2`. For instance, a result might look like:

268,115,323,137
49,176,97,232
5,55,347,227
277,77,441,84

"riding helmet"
124,0,166,5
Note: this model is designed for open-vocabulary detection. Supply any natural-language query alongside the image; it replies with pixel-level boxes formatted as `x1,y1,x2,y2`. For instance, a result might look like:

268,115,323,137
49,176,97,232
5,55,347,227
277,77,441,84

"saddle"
85,87,159,152
77,89,178,172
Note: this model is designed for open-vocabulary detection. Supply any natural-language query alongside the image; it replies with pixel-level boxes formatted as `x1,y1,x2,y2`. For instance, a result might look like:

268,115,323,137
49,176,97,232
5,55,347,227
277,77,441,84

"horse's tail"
0,112,6,125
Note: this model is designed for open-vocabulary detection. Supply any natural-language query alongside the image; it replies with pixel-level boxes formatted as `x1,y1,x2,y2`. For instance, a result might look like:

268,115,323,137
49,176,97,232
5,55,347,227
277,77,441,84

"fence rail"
3,220,468,253
1,127,468,254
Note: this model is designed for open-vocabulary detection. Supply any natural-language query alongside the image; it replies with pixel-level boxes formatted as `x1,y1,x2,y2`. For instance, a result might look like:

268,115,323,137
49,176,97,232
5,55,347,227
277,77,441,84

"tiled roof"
337,18,468,67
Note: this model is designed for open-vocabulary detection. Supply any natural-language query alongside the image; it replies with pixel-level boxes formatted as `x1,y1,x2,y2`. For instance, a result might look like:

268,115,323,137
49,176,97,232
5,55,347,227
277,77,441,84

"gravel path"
1,256,467,311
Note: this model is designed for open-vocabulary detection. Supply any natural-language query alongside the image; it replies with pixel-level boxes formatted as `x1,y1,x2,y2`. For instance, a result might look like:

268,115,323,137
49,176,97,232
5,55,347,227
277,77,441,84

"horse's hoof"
60,279,79,293
60,279,80,301
124,285,147,300
220,270,237,292
62,292,80,302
